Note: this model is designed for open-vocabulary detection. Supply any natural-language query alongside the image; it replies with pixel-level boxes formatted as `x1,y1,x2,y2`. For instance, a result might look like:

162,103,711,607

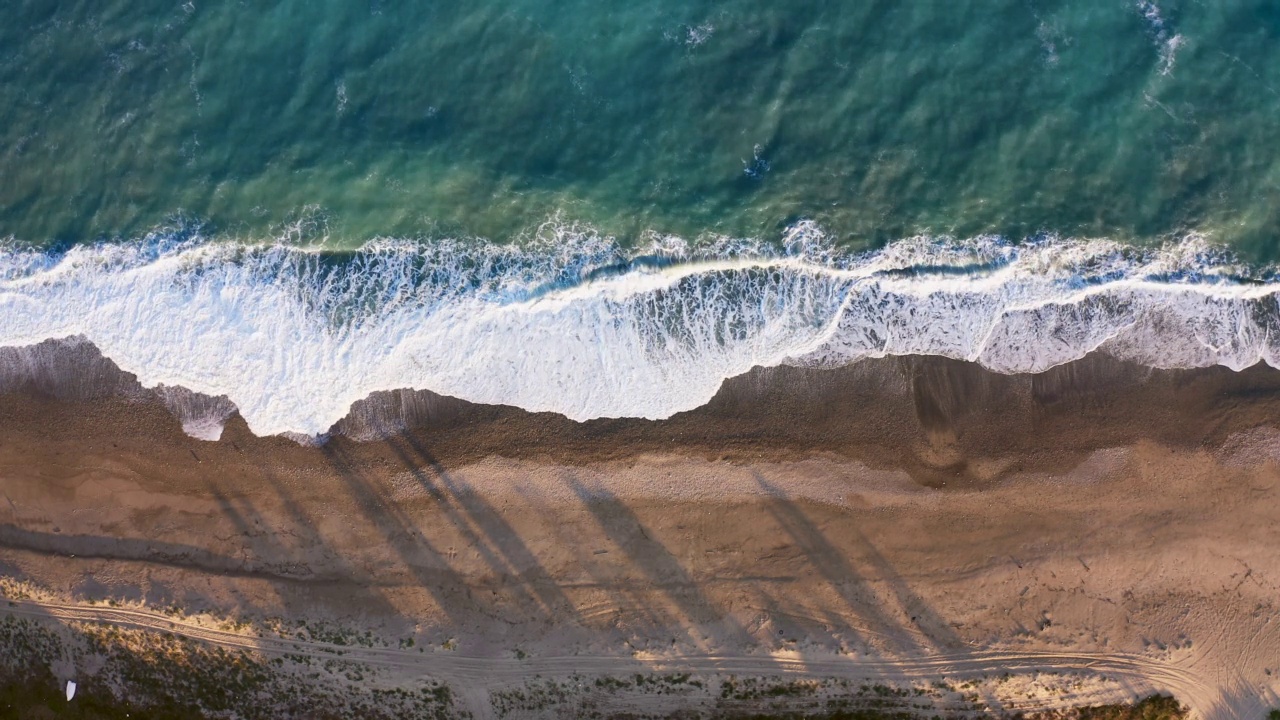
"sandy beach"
1,344,1279,718
6,0,1280,716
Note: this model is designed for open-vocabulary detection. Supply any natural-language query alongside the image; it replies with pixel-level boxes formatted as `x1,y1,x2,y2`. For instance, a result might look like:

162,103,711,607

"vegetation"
709,695,1189,719
0,615,464,720
1020,695,1190,719
0,609,1200,720
0,667,189,720
489,667,1191,720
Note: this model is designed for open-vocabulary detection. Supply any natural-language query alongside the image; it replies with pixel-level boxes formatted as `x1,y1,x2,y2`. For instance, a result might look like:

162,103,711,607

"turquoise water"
3,1,1278,254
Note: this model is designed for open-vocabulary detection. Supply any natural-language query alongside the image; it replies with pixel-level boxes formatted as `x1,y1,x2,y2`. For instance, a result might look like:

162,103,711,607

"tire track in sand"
0,599,1241,719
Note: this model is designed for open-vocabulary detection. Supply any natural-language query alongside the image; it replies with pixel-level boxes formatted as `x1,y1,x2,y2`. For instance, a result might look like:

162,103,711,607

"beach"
1,343,1278,718
4,1,1280,717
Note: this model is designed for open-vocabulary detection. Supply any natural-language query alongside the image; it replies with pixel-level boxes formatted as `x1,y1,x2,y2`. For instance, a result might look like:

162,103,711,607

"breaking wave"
2,222,1278,439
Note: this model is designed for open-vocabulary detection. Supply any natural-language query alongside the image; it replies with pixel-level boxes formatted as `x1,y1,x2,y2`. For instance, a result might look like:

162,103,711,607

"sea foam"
1,222,1277,440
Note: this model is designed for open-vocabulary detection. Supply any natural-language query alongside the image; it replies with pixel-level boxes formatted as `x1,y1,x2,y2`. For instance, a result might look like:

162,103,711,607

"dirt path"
5,599,1266,720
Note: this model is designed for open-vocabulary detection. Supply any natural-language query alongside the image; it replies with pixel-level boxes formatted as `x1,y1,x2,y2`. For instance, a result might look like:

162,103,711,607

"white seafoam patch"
2,222,1280,440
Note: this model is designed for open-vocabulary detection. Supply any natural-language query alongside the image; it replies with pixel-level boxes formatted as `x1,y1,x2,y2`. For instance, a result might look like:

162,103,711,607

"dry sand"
1,346,1279,718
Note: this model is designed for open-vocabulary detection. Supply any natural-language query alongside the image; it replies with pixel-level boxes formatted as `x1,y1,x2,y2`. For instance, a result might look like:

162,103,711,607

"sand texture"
1,345,1279,718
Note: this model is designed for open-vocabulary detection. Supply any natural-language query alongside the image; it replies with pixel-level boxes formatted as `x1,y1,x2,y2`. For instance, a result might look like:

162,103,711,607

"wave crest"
2,223,1276,438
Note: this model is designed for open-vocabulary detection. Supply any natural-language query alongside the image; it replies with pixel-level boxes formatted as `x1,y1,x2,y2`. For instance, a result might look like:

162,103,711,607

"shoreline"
1,345,1279,717
9,338,1280,468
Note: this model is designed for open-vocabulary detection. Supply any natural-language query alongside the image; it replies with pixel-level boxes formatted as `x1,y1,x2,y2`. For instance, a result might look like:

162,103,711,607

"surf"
1,222,1277,441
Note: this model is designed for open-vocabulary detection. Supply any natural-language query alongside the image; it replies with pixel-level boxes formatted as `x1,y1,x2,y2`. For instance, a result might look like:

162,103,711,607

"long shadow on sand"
385,433,581,630
319,440,476,624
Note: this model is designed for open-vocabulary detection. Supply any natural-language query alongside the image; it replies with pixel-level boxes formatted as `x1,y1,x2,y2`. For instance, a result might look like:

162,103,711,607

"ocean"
2,0,1279,438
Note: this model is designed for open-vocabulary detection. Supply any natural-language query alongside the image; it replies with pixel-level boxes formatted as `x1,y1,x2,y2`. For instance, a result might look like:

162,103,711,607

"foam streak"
2,224,1277,438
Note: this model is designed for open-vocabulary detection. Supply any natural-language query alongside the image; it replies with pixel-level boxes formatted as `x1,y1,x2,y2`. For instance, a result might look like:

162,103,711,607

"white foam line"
2,224,1279,439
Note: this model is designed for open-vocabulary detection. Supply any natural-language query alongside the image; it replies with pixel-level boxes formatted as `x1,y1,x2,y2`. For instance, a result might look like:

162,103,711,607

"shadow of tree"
386,433,578,628
319,439,474,623
560,470,756,653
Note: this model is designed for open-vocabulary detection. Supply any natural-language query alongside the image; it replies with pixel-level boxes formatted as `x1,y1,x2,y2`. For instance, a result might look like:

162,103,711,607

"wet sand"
1,344,1279,717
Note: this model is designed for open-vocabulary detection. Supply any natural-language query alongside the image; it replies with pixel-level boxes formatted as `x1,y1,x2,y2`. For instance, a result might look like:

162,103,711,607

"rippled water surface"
2,1,1278,253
